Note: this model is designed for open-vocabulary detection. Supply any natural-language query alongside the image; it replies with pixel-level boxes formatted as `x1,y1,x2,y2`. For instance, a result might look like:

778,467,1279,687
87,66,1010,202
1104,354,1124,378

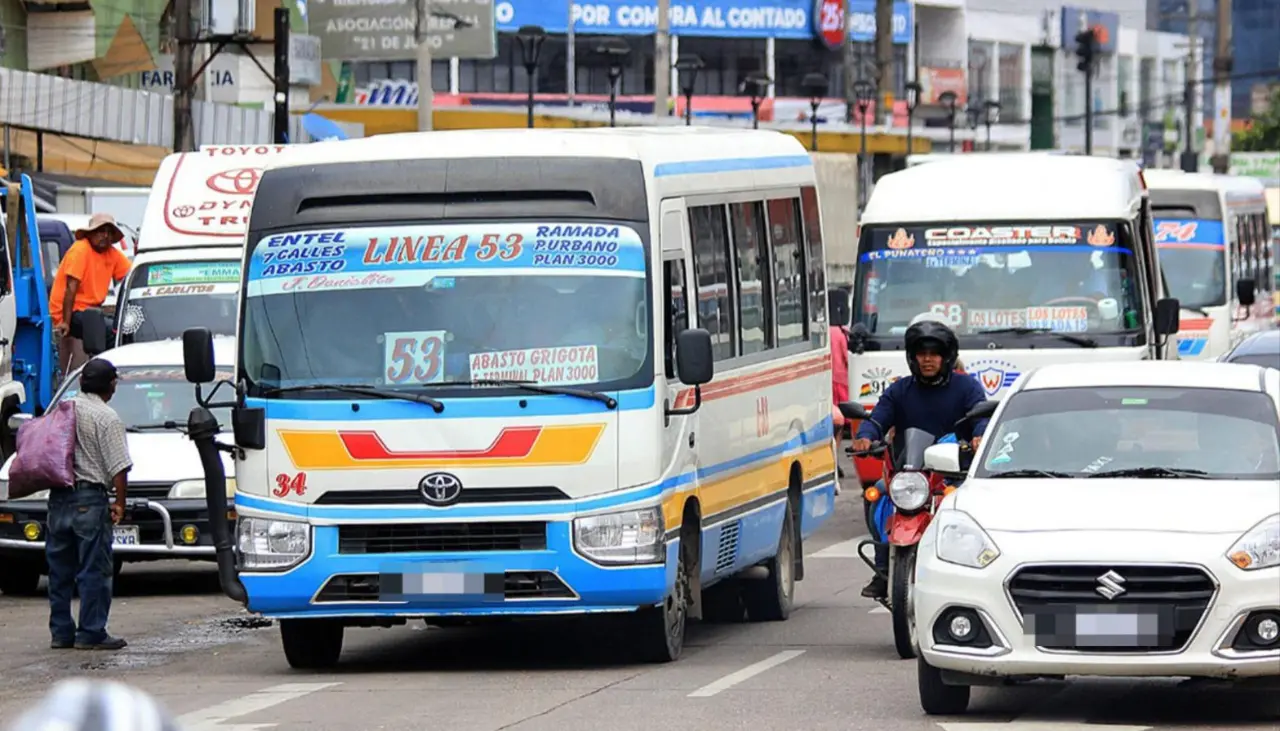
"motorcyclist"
850,319,990,599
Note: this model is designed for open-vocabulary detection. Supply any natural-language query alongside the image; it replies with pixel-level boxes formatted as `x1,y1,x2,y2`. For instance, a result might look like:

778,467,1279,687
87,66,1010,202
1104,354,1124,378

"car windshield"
57,366,233,430
852,222,1144,336
118,260,241,344
240,222,652,396
975,386,1280,479
1154,218,1227,309
1228,354,1279,369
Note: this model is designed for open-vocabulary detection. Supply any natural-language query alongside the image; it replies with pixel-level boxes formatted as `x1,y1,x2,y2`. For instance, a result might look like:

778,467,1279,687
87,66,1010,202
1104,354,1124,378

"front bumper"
0,499,229,559
240,520,676,620
915,531,1280,680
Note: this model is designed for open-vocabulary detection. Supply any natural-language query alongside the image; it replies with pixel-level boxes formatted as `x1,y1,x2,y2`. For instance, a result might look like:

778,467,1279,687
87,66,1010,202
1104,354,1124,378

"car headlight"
889,472,930,512
168,478,237,499
935,510,1001,569
237,516,310,570
573,506,664,565
1227,514,1280,571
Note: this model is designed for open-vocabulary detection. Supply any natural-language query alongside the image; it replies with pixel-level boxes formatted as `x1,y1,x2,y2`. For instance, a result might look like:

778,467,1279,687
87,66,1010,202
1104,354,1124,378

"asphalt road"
1,482,1277,731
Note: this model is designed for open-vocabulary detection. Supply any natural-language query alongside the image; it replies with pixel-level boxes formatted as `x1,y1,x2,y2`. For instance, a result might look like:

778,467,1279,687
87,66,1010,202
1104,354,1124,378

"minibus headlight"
573,507,664,565
237,517,310,570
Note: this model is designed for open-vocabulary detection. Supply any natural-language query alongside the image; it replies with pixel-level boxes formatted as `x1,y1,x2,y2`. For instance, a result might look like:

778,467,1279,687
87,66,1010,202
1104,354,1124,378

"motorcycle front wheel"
890,545,918,660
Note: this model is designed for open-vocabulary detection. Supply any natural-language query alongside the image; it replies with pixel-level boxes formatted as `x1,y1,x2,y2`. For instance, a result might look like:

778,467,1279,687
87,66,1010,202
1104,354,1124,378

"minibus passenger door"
658,201,700,482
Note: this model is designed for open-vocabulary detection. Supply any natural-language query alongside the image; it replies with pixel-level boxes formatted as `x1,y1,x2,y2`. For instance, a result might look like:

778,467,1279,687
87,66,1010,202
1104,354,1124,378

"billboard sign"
310,0,496,61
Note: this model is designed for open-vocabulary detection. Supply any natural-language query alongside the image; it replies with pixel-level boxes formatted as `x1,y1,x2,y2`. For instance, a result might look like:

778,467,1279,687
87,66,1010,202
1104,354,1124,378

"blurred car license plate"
1075,612,1149,647
379,570,504,603
112,526,140,546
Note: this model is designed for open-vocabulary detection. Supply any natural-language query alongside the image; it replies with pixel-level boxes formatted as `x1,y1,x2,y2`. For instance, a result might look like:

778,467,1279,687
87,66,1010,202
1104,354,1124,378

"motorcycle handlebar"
846,441,888,458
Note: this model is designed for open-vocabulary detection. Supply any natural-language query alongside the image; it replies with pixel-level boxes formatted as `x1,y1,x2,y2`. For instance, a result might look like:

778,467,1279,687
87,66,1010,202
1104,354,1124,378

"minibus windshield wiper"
986,469,1074,479
974,327,1098,348
127,421,182,433
1086,466,1211,479
435,379,618,409
261,384,444,413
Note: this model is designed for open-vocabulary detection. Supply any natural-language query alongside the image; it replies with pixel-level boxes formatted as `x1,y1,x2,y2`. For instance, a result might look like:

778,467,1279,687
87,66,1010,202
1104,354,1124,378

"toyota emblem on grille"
419,472,463,506
1095,570,1127,600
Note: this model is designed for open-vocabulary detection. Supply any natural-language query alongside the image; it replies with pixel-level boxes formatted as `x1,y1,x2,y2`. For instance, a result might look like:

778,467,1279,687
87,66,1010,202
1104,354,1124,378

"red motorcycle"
838,401,990,659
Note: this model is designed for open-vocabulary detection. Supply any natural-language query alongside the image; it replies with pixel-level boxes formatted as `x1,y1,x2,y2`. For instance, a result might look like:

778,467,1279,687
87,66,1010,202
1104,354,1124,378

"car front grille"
1008,564,1216,653
337,522,548,554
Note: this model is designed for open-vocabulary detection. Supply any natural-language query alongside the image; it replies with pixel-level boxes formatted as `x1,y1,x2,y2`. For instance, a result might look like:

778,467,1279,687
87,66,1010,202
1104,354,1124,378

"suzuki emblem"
1095,570,1127,600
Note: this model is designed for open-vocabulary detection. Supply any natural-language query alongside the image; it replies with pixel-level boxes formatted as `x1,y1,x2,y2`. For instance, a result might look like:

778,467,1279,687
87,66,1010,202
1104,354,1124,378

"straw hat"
74,213,124,243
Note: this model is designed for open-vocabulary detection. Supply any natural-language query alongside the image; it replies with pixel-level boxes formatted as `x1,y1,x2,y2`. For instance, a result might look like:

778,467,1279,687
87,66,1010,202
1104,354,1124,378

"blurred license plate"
378,570,504,603
1075,612,1150,647
112,526,139,546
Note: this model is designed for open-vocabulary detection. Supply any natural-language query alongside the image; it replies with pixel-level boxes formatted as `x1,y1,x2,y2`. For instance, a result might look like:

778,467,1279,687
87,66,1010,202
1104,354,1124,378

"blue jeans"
872,479,889,573
46,486,114,644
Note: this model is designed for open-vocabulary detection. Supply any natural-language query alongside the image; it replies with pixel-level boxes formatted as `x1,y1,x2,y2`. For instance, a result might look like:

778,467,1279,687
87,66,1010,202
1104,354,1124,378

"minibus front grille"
314,486,569,505
314,571,573,602
337,522,548,554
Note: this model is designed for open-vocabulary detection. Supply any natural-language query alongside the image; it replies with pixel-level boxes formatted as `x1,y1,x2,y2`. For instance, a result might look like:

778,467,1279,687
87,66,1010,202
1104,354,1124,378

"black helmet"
904,319,959,386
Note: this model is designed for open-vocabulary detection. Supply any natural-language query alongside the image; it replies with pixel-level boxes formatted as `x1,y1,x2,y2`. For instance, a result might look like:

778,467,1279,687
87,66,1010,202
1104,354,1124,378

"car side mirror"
7,412,32,433
183,327,216,384
675,328,714,386
924,443,963,473
838,401,871,422
78,308,109,357
1236,278,1256,308
1154,297,1180,336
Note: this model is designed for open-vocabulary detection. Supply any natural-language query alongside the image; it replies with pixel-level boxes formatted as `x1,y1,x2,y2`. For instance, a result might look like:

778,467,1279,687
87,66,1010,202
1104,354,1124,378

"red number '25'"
386,336,444,384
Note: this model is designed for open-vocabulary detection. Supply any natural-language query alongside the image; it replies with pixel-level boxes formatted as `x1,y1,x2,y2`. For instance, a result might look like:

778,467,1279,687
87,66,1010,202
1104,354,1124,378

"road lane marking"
808,537,868,558
687,650,805,698
177,682,341,731
868,606,889,614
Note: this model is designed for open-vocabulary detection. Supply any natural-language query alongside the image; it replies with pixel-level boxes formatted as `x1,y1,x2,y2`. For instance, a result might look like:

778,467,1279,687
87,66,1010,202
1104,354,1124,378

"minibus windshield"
240,222,653,396
119,260,241,344
851,222,1144,337
1153,218,1228,309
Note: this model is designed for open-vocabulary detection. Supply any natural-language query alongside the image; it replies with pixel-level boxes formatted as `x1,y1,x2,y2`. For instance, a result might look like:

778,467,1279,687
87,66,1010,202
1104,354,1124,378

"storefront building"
337,0,914,122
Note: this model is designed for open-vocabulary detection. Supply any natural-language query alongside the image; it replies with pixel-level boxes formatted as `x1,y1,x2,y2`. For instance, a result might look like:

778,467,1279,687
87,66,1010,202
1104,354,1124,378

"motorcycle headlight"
935,510,1001,569
237,517,310,570
168,478,237,499
888,472,930,512
573,506,664,565
1227,514,1280,571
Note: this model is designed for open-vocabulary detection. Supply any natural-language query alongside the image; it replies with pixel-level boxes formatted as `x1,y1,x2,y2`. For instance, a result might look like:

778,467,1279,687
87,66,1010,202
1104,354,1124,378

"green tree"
1233,88,1280,151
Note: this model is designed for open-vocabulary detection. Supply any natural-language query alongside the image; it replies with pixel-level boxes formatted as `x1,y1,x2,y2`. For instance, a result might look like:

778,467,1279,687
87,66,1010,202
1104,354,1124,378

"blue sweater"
855,374,990,454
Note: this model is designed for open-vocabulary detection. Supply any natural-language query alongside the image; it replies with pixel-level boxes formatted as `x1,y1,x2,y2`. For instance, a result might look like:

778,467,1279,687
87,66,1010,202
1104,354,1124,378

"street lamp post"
982,99,1001,151
938,90,958,153
965,105,981,152
801,72,828,151
594,36,631,127
854,79,875,211
740,72,771,129
904,80,922,156
674,54,704,126
515,25,547,129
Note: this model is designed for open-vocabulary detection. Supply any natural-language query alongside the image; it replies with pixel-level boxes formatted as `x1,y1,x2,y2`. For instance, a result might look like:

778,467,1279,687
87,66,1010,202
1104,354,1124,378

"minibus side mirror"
675,328,714,386
232,407,266,451
78,308,109,357
1154,298,1181,336
183,327,216,384
1236,278,1256,308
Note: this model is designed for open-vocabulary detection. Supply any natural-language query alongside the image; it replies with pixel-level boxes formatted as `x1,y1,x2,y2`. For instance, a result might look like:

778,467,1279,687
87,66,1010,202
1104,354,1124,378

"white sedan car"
914,361,1280,714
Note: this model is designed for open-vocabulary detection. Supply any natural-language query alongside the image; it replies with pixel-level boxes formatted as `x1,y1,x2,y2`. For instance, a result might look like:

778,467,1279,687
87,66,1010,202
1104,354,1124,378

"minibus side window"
663,258,690,379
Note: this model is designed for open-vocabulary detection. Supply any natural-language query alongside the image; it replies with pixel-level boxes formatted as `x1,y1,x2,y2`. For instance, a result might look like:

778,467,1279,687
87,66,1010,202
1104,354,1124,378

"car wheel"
280,619,344,670
918,656,970,715
744,499,797,622
0,559,42,596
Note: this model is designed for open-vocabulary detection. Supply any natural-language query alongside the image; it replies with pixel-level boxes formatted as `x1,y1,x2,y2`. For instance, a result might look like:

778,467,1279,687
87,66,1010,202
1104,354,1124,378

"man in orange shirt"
50,214,131,375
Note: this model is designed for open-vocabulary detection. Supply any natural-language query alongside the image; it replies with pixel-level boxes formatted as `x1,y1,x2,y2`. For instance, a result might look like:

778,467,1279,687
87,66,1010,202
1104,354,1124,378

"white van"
112,145,287,345
849,154,1178,408
1145,169,1275,359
